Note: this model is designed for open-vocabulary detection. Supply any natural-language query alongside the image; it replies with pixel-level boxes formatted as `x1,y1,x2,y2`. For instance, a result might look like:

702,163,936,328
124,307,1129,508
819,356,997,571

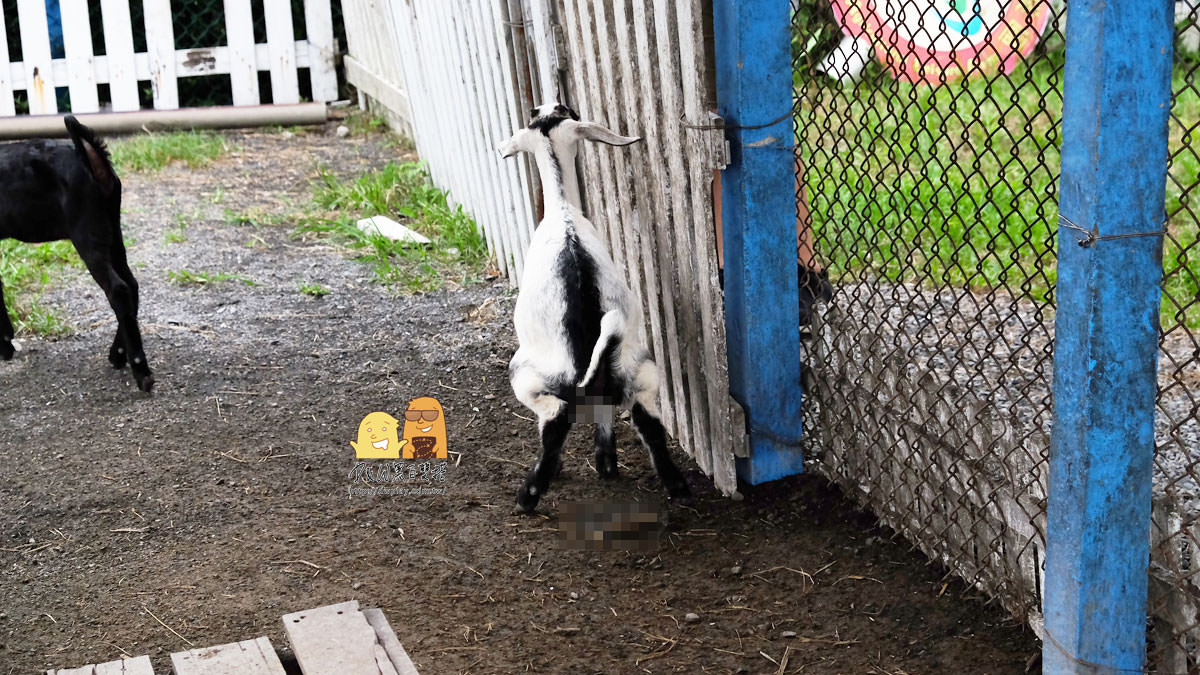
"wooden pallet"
48,601,418,675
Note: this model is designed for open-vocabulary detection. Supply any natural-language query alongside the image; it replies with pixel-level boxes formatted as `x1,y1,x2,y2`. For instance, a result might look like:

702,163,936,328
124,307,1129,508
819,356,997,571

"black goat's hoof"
136,374,155,393
516,483,543,513
595,454,619,479
0,341,13,361
667,483,694,506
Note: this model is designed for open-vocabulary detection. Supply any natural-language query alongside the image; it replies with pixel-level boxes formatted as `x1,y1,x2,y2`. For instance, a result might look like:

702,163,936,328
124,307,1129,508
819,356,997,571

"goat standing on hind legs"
0,116,154,392
499,103,692,513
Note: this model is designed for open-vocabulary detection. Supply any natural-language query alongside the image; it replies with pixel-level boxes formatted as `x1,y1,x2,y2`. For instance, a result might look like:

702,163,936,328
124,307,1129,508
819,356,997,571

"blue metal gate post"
713,0,805,483
1044,1,1173,670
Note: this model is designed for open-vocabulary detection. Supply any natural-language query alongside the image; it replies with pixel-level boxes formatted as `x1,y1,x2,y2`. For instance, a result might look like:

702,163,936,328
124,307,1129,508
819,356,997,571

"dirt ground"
0,125,1038,674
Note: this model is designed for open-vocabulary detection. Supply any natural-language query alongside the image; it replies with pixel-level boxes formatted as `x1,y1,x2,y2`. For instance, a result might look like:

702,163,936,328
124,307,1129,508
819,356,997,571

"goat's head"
498,102,640,159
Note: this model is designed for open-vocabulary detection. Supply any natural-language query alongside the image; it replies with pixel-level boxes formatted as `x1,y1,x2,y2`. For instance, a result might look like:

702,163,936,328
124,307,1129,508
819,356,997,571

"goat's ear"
498,129,532,158
572,121,641,147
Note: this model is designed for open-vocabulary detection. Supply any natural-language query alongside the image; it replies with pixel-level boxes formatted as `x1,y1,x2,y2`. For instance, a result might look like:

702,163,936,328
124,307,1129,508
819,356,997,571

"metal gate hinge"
709,112,730,170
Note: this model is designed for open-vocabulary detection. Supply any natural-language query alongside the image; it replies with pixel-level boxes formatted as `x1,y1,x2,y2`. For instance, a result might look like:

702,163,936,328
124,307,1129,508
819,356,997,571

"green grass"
0,240,79,335
298,282,331,297
295,161,489,293
109,131,230,173
794,25,1200,328
168,269,257,287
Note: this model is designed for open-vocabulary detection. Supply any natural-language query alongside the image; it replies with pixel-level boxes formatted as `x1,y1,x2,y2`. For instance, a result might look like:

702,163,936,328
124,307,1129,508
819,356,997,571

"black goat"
0,116,153,392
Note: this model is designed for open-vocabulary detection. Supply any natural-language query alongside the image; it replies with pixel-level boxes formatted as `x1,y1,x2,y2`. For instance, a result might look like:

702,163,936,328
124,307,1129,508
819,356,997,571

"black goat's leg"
517,407,571,512
0,273,13,360
631,403,692,503
106,243,138,369
594,421,618,479
80,251,153,392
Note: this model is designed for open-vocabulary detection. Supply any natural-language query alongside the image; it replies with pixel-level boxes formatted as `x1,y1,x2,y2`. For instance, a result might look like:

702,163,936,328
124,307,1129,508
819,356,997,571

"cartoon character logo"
351,411,407,459
402,396,448,459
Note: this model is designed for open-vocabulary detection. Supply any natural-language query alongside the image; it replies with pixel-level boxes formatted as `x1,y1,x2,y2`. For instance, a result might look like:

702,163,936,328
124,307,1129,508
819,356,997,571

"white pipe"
0,102,329,139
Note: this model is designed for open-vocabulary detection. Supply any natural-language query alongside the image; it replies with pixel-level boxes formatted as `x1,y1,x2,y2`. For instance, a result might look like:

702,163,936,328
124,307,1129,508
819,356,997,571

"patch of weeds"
295,161,489,293
109,131,231,173
210,186,226,204
168,269,257,287
0,239,80,335
223,207,282,228
298,282,331,297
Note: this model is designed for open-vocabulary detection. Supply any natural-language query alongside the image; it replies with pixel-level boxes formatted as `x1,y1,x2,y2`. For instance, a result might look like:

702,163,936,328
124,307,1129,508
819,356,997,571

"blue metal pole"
1044,0,1173,671
713,0,805,484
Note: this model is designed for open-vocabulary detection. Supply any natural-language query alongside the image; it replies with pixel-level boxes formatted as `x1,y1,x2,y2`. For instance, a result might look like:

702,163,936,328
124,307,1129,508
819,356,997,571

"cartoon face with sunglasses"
402,396,448,459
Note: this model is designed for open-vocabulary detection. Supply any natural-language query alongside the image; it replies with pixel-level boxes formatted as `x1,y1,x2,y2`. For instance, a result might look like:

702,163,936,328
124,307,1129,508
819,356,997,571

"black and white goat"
0,116,153,392
499,103,691,512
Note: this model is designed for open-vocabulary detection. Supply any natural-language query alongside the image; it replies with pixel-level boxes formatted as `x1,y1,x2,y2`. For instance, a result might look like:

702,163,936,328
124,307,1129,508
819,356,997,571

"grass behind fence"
297,161,489,293
797,46,1200,328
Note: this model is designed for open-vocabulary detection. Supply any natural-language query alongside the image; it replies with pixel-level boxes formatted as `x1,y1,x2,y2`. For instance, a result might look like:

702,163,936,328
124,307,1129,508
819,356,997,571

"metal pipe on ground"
0,103,330,139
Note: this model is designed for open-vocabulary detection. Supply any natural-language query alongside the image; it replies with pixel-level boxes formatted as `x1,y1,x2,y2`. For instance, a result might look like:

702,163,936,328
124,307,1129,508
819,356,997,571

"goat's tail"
578,310,624,389
64,115,119,197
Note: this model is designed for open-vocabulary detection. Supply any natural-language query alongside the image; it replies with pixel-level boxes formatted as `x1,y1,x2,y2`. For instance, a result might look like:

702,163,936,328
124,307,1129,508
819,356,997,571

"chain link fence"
1,0,346,111
794,0,1200,668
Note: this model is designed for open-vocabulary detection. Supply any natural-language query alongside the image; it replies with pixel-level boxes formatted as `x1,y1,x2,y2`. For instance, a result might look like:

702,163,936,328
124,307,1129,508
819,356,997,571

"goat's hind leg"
631,403,692,503
517,406,571,512
0,274,14,360
79,245,153,392
594,420,618,479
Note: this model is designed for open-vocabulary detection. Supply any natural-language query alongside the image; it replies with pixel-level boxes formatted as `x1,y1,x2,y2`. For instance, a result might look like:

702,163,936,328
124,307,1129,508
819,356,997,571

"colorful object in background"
828,0,1053,84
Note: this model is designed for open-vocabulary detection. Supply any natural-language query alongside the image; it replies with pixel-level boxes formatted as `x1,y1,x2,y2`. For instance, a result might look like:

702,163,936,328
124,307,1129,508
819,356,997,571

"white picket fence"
0,0,339,116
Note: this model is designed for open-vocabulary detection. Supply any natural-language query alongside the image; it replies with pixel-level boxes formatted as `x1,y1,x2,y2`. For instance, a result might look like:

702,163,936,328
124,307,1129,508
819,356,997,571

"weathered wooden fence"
342,0,746,496
0,0,338,116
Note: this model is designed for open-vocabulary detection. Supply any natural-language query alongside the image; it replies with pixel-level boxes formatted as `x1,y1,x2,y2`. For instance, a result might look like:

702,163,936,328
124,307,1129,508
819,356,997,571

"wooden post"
713,0,805,483
1044,0,1173,670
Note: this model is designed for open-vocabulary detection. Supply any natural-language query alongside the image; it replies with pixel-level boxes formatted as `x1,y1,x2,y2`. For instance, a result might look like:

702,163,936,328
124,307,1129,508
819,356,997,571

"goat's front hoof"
516,482,543,513
0,340,13,361
135,373,155,393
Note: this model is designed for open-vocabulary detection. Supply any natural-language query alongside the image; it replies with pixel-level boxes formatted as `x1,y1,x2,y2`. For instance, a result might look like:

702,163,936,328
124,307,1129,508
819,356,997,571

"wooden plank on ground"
282,601,399,675
170,636,286,675
362,608,420,675
48,654,155,675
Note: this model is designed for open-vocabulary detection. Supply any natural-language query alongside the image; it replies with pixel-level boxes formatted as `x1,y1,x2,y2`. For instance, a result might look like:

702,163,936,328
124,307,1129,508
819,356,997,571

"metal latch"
708,112,730,170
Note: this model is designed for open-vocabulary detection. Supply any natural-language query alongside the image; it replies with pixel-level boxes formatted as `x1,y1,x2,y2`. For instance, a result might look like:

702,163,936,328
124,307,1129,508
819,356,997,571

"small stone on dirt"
781,631,797,638
684,612,700,623
336,125,350,138
730,566,742,575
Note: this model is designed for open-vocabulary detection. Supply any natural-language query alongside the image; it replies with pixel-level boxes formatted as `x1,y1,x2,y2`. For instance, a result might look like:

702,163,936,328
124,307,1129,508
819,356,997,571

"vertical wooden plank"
579,0,627,281
99,0,138,111
16,0,56,114
143,0,179,109
459,0,512,279
648,0,713,475
608,0,658,360
263,0,300,104
0,6,16,116
224,0,259,105
303,0,338,101
676,0,741,491
1043,0,1171,670
58,0,99,113
713,0,806,483
629,0,689,445
473,0,528,279
499,0,539,254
